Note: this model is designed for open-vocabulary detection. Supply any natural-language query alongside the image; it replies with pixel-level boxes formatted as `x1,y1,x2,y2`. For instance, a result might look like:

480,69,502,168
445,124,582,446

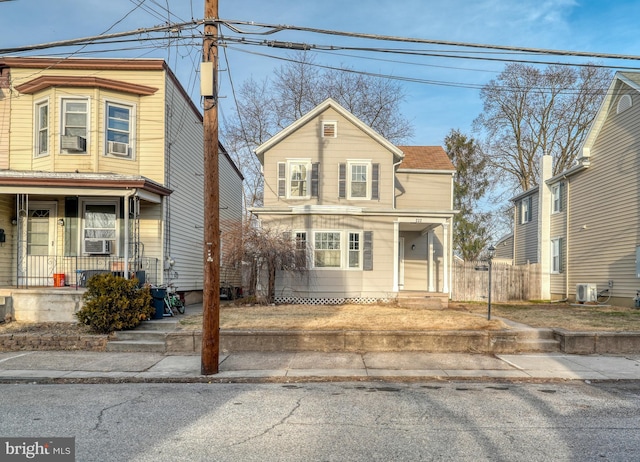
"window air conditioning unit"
85,239,111,254
576,283,597,303
61,135,86,151
107,141,130,156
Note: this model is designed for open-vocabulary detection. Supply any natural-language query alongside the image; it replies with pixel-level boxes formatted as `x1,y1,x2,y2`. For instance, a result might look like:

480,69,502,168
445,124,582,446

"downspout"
392,158,403,209
123,189,137,280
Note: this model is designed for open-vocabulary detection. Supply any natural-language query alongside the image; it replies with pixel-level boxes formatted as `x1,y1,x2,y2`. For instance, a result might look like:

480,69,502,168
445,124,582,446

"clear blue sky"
2,0,640,146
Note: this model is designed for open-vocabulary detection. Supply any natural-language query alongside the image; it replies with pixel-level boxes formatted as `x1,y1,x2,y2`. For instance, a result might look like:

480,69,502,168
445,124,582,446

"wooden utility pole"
201,0,220,375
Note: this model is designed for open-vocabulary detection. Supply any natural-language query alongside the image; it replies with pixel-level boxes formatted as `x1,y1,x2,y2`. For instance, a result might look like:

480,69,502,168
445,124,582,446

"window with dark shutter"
311,163,319,198
371,163,379,200
277,162,286,197
363,231,373,271
338,163,346,198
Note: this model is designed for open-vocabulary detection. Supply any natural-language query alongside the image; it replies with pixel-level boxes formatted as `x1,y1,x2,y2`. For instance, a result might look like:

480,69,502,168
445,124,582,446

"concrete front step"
136,319,179,331
106,340,166,353
397,293,449,310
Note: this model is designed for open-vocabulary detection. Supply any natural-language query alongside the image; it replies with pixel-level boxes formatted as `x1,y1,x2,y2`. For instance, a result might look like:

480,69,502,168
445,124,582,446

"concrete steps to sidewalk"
106,318,179,353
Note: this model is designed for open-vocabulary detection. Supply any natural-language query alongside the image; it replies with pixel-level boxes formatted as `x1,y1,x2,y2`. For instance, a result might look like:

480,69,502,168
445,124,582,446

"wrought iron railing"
15,256,160,289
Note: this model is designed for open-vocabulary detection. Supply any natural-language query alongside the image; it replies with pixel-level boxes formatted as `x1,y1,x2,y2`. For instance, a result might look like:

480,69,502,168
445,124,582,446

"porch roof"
0,171,172,200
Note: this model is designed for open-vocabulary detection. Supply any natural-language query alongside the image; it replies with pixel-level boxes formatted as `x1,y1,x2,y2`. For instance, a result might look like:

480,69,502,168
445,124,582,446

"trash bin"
150,288,166,320
53,273,65,287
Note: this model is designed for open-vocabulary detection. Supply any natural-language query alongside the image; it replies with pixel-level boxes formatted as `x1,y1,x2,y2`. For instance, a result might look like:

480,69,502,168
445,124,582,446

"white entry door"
22,202,57,286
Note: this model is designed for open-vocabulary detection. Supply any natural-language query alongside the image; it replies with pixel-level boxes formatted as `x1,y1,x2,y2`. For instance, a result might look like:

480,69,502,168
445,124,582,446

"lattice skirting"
274,296,391,305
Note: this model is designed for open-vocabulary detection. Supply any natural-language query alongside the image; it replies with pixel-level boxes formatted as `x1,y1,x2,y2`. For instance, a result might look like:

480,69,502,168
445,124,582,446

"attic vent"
322,121,337,138
617,94,632,114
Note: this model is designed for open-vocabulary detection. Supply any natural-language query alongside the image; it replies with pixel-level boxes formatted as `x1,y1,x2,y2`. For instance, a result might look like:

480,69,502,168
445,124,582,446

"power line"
216,19,640,63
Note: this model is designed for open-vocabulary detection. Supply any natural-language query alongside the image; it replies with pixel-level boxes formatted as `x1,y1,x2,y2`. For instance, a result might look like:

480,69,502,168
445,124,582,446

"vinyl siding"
400,228,444,291
395,172,453,210
263,107,394,208
220,152,243,288
514,192,539,265
8,67,166,179
567,86,640,299
163,75,204,291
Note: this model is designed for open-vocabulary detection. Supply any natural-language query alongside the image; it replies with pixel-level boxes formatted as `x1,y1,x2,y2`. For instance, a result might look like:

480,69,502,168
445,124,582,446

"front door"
19,202,57,286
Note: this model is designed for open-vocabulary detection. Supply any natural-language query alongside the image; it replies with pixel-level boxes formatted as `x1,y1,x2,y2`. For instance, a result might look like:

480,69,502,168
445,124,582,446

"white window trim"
60,96,90,155
104,99,136,160
322,121,337,138
286,159,312,200
80,198,119,255
34,98,49,158
347,160,372,200
551,184,560,214
521,198,531,224
311,230,363,270
551,237,561,274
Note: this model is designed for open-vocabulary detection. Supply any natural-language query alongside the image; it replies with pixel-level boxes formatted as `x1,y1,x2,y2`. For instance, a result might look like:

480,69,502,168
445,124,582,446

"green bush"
76,273,153,334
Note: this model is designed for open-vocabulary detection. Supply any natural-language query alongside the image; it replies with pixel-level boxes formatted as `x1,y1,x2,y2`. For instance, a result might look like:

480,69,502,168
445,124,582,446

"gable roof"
254,97,405,163
397,146,455,171
581,71,640,160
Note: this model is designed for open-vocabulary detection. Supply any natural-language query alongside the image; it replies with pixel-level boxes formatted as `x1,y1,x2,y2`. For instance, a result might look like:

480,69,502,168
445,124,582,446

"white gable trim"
254,97,404,163
581,72,640,161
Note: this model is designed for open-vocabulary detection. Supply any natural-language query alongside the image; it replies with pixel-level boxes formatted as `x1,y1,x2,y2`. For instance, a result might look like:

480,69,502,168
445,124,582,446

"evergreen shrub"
76,273,153,334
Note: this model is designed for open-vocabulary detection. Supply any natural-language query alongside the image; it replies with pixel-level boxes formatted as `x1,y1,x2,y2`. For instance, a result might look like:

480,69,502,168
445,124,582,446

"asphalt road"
2,381,640,461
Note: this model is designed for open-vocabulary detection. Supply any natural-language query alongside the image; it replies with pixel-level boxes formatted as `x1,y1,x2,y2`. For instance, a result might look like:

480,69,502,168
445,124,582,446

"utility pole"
201,0,220,375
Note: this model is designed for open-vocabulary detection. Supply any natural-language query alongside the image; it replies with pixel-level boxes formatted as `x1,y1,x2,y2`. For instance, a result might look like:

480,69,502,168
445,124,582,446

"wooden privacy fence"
451,261,541,302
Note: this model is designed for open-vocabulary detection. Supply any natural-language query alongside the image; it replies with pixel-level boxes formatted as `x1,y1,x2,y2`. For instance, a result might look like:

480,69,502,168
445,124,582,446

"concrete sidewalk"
2,350,640,382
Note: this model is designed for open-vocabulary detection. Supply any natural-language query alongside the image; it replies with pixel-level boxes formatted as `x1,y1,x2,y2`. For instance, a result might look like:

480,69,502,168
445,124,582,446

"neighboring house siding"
263,107,394,209
514,192,539,265
7,67,167,181
395,172,453,209
162,75,204,291
219,151,243,288
568,86,640,297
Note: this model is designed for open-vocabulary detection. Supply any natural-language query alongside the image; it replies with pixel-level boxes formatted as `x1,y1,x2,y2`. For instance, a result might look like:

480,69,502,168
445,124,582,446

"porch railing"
16,256,160,289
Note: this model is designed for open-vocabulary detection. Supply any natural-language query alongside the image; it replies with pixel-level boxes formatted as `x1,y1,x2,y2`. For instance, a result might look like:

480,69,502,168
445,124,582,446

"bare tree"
474,63,611,192
222,220,306,303
222,52,414,210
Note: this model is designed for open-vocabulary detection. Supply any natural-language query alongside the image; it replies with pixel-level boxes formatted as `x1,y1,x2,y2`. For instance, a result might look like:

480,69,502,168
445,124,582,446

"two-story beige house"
0,57,243,321
510,71,640,306
251,98,456,303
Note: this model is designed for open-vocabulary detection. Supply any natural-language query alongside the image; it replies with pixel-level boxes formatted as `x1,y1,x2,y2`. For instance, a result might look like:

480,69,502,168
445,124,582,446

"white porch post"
428,230,435,292
393,221,399,292
442,222,450,293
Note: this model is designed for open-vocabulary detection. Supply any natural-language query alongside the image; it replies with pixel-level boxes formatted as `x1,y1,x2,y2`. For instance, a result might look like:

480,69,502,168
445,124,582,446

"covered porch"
0,171,171,321
393,216,452,296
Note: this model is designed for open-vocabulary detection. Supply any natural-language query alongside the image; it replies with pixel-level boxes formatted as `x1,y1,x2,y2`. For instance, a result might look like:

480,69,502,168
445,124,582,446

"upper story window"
339,161,380,200
277,160,319,199
106,101,133,159
61,98,88,154
551,183,564,213
34,100,49,157
520,196,532,224
322,121,337,138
